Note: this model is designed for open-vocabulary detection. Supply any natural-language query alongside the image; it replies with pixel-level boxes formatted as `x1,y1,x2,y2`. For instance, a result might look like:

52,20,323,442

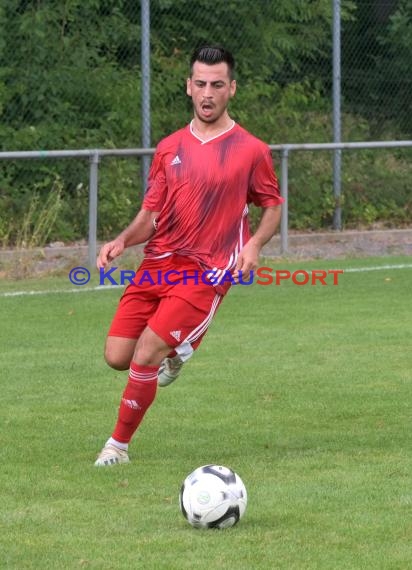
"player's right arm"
97,144,167,269
97,208,159,269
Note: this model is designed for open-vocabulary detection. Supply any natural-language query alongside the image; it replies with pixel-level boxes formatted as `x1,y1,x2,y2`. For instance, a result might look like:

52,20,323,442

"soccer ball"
179,464,247,529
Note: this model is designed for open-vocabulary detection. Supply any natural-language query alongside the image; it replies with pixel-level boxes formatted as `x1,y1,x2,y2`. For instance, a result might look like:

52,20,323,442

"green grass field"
1,255,411,569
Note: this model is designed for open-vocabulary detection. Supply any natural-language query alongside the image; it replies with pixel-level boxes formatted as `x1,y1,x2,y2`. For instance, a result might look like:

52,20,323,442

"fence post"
88,151,99,268
332,0,342,230
280,148,289,254
141,0,151,192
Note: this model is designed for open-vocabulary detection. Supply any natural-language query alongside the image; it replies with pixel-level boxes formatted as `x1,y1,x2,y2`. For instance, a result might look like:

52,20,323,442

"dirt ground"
1,228,411,279
263,228,412,260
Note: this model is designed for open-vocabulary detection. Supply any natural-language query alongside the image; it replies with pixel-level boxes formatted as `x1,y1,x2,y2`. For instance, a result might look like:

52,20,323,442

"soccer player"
94,44,284,466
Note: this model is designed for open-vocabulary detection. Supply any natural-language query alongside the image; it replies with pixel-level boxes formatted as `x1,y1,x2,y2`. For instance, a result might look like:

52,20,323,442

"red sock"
112,362,158,444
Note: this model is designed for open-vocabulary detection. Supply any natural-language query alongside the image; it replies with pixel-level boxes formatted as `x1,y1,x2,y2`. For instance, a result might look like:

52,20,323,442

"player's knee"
104,348,130,371
104,336,136,371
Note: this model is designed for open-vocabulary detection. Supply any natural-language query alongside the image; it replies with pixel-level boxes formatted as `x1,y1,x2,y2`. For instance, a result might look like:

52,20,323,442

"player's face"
187,62,236,124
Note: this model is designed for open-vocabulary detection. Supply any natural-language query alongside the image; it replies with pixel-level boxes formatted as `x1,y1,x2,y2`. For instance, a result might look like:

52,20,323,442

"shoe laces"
99,444,126,459
165,356,183,373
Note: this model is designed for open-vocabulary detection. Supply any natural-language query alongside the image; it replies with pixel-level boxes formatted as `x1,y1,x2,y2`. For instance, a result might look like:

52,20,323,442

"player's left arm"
234,205,281,282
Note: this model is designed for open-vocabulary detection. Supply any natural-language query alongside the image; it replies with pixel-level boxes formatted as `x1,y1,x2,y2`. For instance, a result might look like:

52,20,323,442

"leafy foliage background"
0,0,411,244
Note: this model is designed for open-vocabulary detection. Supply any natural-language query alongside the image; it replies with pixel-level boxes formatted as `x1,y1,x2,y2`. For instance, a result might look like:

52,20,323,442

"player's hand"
96,238,125,269
233,240,260,284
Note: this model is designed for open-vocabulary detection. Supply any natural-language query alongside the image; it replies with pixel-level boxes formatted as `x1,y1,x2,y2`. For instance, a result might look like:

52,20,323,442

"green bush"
1,0,411,246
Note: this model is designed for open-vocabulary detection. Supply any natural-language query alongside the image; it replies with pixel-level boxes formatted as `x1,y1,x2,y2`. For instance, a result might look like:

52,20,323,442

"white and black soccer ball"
179,464,247,529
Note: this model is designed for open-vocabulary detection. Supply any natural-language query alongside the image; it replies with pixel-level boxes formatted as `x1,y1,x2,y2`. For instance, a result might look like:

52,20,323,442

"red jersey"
142,122,283,273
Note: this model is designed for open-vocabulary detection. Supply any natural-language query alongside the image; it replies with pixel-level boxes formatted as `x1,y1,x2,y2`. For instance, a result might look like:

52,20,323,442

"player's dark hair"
190,44,235,79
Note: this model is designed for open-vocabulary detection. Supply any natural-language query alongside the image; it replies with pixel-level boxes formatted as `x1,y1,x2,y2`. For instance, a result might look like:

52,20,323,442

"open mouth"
201,102,214,115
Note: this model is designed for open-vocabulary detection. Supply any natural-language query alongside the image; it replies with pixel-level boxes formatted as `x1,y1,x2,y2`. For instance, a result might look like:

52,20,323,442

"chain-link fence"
0,0,411,245
342,0,411,139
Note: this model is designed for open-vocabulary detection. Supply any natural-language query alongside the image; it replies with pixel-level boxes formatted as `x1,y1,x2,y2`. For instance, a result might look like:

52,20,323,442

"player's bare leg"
102,335,184,386
104,336,137,370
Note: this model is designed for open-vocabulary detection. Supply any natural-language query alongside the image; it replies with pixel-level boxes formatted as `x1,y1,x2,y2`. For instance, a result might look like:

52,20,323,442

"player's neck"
190,117,235,142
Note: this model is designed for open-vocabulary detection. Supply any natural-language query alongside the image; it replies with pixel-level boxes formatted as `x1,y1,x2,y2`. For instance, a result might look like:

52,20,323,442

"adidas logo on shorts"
170,330,181,341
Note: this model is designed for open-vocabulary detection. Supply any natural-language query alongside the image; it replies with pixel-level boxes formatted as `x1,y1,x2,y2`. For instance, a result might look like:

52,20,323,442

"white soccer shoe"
94,443,130,467
158,355,184,387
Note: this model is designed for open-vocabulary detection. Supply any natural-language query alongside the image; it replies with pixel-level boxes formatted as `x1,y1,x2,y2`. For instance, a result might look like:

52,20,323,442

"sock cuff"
129,361,158,382
107,437,128,451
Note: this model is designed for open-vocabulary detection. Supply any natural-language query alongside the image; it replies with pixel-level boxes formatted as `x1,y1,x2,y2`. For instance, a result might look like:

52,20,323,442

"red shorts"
108,255,224,357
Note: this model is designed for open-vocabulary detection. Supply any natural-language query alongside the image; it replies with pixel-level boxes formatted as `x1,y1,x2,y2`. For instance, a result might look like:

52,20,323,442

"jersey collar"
189,120,236,145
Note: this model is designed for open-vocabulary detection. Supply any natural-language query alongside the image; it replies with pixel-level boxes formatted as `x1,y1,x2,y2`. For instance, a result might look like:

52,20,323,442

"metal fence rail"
1,140,411,266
